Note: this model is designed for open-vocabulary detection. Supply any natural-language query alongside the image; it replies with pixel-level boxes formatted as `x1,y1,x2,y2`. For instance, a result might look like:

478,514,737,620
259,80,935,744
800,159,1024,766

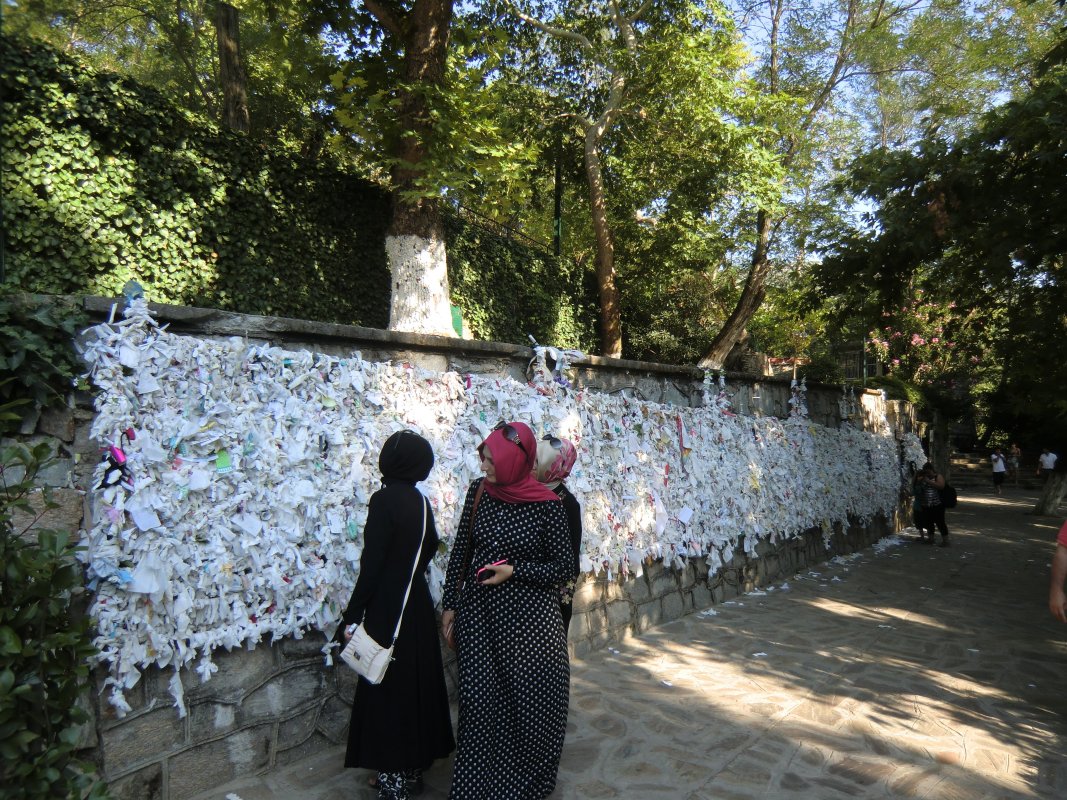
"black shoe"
939,538,950,548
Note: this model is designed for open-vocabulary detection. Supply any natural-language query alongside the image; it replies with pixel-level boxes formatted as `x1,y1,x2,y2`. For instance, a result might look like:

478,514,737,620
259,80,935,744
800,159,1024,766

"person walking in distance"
991,447,1007,496
917,462,951,547
1008,442,1022,485
1038,448,1058,482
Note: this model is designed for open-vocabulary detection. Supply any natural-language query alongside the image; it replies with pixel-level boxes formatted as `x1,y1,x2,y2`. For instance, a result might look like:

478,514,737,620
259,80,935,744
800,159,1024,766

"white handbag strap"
389,495,428,645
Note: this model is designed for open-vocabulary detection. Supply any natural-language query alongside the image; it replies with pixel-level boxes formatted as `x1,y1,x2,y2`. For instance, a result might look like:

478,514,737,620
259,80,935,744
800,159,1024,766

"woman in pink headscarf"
534,435,582,635
441,421,576,800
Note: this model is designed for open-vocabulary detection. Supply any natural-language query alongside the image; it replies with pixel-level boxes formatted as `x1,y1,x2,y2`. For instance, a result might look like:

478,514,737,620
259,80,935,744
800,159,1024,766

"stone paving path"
197,488,1067,800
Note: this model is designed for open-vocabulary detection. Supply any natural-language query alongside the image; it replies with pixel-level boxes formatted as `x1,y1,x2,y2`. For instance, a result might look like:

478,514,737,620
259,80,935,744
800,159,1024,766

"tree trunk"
698,210,772,368
383,0,457,336
585,137,623,357
1034,472,1067,516
214,2,249,133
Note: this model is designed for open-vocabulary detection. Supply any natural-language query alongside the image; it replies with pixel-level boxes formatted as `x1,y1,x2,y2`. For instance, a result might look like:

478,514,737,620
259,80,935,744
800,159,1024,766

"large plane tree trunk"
1035,472,1067,517
585,137,623,357
366,0,458,336
214,2,249,133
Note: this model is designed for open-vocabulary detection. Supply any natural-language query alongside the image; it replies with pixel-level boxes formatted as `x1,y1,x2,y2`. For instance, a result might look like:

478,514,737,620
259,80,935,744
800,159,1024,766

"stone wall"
12,296,917,800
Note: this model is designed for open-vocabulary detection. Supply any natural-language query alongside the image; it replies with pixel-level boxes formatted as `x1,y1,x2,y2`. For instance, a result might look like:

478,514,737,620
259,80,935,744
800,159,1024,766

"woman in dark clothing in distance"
534,435,582,635
440,420,576,800
337,430,455,800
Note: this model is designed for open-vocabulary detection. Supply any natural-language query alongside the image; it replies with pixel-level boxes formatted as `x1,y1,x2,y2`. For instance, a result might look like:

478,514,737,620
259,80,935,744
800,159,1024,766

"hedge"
1,35,597,350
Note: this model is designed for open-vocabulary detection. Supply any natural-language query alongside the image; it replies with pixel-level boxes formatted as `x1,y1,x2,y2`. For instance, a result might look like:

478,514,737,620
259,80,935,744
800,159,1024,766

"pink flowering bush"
867,290,995,404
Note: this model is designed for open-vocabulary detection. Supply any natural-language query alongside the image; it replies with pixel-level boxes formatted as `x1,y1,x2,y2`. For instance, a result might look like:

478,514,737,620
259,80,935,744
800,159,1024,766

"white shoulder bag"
341,498,427,684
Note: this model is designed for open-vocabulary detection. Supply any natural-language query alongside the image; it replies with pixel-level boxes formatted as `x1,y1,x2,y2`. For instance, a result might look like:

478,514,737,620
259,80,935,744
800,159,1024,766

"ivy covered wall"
1,35,597,351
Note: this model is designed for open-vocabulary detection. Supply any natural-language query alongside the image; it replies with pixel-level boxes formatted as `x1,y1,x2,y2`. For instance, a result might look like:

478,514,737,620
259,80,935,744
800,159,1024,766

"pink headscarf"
479,421,560,504
535,437,577,489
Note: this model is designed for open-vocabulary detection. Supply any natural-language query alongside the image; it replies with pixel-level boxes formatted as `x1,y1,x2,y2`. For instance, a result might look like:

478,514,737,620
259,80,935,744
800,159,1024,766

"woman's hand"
478,563,514,586
441,609,456,650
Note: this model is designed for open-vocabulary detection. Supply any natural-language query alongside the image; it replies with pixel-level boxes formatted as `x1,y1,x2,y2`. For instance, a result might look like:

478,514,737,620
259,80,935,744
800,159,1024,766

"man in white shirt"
991,448,1007,495
1038,448,1058,482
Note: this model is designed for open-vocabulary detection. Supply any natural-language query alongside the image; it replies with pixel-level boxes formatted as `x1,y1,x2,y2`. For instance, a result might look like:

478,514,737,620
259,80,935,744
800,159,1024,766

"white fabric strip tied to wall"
80,298,922,716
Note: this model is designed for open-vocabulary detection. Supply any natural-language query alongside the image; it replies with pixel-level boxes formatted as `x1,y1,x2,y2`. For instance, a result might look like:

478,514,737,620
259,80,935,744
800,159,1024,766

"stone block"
335,661,360,704
240,664,326,724
73,417,99,460
75,686,98,749
278,704,320,747
678,564,698,591
649,572,677,599
182,643,277,703
39,405,76,441
101,706,186,775
604,599,632,629
661,592,685,622
37,456,76,488
167,723,273,799
188,700,239,740
401,352,449,374
105,761,163,800
279,631,329,661
635,600,664,633
602,579,624,602
318,694,352,743
624,573,651,604
567,610,594,642
720,575,741,600
275,729,336,769
689,583,713,611
10,487,85,537
572,577,602,610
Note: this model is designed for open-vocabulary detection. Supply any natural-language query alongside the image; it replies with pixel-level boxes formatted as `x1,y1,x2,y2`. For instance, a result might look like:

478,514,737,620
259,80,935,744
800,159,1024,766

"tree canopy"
5,0,1067,443
817,20,1067,444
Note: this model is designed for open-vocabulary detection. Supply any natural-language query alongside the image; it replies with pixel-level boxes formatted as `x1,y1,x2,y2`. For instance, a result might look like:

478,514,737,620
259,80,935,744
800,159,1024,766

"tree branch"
364,0,406,40
507,3,594,50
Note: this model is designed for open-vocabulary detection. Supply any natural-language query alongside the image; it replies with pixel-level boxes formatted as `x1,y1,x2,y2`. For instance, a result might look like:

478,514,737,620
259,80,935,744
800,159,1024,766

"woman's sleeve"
564,493,583,575
337,492,390,636
442,480,479,610
511,501,578,589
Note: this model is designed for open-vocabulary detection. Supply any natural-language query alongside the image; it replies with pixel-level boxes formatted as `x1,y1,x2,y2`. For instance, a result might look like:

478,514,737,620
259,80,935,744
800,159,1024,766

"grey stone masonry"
8,296,919,800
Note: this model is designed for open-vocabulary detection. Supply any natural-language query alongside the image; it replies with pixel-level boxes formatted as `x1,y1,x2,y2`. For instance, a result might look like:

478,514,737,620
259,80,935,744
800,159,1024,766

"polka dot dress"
443,479,575,800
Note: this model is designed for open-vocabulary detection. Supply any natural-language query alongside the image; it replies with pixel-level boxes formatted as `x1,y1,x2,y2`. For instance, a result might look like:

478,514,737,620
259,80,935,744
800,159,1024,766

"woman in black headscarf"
337,430,455,800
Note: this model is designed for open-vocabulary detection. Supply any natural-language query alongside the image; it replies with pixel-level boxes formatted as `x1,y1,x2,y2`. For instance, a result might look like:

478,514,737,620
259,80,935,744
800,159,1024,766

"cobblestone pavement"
197,489,1067,800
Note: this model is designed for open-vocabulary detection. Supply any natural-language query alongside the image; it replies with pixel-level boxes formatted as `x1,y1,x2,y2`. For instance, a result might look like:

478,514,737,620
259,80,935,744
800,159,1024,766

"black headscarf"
378,430,434,485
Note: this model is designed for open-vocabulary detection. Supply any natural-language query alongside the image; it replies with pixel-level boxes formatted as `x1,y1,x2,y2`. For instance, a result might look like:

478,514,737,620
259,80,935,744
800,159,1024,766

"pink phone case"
477,559,508,582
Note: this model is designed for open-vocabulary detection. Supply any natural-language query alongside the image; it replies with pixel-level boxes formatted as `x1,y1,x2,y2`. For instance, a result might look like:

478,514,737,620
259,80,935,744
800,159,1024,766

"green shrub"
865,375,928,406
445,214,597,350
0,440,108,800
0,291,87,434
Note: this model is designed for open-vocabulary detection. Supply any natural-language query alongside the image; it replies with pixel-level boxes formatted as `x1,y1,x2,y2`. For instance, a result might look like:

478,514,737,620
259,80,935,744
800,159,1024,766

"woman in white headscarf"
534,435,582,634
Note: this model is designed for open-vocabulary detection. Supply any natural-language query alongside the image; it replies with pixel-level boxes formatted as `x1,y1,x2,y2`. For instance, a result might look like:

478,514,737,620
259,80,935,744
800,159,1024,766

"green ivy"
0,440,109,800
445,215,597,350
3,35,600,351
2,35,393,328
0,291,88,434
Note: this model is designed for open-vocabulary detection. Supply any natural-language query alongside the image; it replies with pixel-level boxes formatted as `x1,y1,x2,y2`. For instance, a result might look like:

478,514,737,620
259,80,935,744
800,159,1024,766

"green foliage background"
0,442,107,800
2,36,597,351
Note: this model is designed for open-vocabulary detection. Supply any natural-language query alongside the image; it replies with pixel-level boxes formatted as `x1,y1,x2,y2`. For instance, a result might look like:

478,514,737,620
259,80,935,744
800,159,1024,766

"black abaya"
339,480,455,772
